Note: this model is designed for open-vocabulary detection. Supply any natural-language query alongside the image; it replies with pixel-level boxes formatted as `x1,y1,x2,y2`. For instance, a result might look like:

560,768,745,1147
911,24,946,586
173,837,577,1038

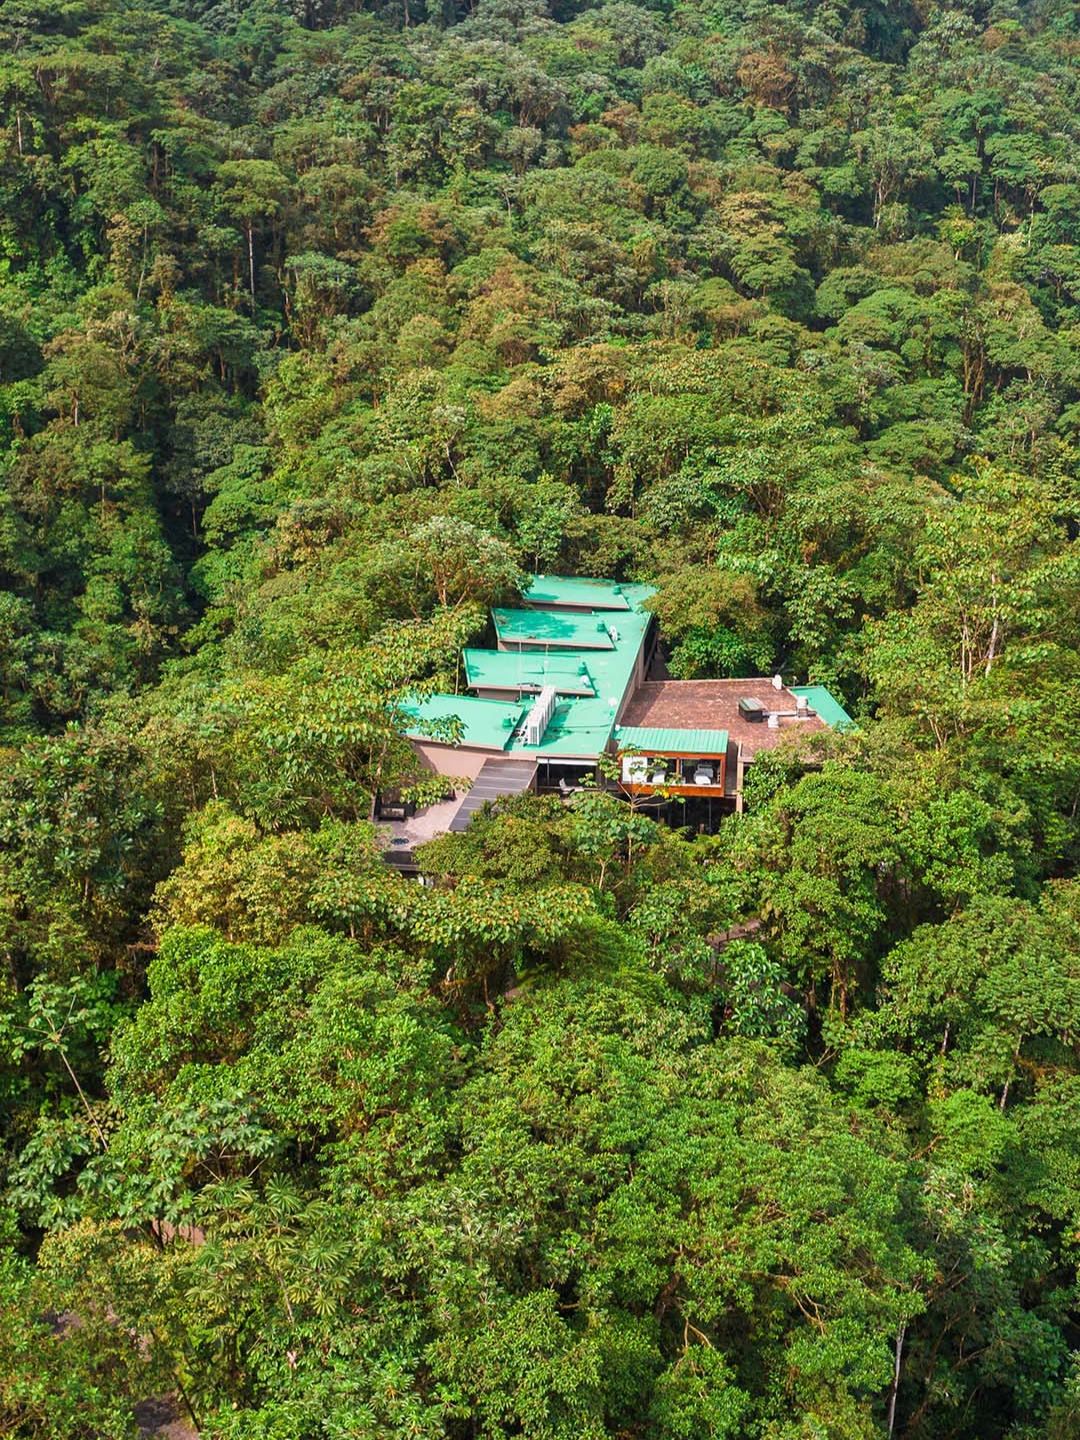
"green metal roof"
789,685,854,730
403,694,525,751
464,648,598,696
524,575,655,611
493,608,619,649
506,606,651,757
616,725,730,755
404,580,852,769
405,574,660,762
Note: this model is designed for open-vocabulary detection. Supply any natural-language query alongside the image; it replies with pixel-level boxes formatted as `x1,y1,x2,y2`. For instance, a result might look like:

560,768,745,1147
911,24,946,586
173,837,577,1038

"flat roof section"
464,648,598,696
617,725,730,756
403,694,525,751
503,606,652,757
620,680,841,756
524,575,656,611
511,697,613,758
493,608,618,649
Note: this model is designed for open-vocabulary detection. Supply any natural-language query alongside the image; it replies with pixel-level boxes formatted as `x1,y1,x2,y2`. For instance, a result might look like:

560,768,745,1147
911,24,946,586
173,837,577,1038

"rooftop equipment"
523,685,558,746
738,697,767,723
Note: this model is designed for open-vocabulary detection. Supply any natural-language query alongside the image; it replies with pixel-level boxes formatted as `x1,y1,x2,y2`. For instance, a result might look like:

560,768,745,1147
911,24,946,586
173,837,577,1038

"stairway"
448,758,538,832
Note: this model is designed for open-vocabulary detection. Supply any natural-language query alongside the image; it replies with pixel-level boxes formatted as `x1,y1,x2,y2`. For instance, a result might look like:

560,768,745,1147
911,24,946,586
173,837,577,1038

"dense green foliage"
2,0,1080,1434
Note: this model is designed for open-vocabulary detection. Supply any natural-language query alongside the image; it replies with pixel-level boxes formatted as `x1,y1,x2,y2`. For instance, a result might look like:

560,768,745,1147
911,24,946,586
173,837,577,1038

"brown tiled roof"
620,680,828,758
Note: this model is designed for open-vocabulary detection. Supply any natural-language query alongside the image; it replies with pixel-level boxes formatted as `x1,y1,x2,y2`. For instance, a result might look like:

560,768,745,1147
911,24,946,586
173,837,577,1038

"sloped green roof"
789,685,854,730
616,726,730,755
402,694,525,751
504,606,651,757
406,575,657,761
524,575,655,611
493,608,618,649
464,648,598,696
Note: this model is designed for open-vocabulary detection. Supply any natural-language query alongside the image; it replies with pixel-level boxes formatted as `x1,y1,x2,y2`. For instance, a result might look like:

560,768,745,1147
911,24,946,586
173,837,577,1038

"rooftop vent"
738,697,767,723
523,685,558,746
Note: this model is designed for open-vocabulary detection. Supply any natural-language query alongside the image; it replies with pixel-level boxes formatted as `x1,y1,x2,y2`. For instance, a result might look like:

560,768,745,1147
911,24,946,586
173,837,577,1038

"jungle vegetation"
1,0,1080,1434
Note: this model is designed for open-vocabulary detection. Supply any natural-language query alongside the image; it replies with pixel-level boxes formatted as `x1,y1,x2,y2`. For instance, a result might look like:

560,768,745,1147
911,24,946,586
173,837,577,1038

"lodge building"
383,576,851,854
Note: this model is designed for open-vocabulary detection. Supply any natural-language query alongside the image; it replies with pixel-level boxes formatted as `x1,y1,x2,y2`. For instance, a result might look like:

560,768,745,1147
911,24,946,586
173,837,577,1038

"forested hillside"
2,0,1080,1434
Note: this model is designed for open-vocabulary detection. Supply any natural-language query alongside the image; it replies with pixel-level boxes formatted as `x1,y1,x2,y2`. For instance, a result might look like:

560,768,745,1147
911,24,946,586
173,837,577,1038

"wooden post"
887,1321,906,1436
